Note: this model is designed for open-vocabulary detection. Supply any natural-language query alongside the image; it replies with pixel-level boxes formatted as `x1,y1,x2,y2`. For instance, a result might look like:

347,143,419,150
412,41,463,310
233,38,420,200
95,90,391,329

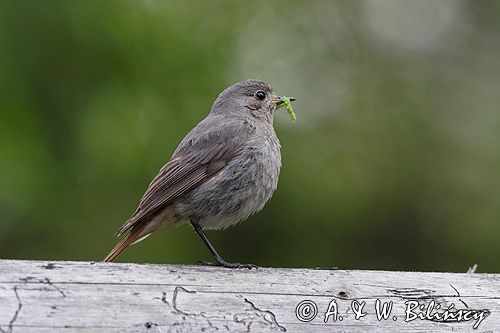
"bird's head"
211,79,295,123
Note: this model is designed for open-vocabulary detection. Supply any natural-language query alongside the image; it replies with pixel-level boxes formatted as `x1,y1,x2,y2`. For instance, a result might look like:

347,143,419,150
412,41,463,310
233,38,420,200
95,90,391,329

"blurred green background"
1,1,499,272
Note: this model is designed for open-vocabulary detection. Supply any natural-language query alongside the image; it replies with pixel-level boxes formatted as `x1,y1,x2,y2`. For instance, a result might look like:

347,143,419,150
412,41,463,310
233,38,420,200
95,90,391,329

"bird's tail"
102,227,147,262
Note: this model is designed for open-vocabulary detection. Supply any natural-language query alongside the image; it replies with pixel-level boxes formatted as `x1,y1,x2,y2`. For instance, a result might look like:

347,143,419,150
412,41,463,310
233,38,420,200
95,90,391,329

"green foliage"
1,1,499,272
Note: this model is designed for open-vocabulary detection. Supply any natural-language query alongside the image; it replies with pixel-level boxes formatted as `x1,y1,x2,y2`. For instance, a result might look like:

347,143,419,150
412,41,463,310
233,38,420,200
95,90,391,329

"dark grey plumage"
104,80,292,267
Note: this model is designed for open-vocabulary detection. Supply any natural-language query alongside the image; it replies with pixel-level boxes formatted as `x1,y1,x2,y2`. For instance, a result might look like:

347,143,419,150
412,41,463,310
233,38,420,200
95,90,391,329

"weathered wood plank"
0,260,498,332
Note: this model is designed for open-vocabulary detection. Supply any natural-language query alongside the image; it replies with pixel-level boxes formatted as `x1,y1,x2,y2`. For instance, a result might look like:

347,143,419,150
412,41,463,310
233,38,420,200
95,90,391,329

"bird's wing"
116,117,256,236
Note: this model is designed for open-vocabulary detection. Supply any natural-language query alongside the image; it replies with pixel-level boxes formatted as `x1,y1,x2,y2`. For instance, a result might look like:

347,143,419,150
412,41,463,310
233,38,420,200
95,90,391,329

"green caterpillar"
277,96,297,123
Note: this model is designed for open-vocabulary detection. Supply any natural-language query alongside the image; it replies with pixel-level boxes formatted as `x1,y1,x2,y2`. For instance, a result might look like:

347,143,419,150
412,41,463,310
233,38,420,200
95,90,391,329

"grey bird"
103,79,295,268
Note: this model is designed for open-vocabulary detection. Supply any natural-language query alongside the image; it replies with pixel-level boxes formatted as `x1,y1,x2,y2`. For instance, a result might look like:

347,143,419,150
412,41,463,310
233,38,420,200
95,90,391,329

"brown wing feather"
103,226,145,262
116,160,221,236
116,117,255,236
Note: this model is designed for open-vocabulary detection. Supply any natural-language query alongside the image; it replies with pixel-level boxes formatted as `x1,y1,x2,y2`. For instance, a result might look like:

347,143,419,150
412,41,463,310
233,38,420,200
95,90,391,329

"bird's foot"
196,260,258,270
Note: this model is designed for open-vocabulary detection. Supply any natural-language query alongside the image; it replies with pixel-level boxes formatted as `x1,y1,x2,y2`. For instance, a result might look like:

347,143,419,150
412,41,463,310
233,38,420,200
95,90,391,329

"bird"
103,79,295,268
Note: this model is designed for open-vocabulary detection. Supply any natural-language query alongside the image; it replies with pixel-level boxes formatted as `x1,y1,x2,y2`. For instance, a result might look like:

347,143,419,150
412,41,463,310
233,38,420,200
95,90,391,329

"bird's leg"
190,219,257,269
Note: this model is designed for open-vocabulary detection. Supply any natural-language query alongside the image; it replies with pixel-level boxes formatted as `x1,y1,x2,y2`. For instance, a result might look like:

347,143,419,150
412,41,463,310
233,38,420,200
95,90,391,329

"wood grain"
0,260,498,332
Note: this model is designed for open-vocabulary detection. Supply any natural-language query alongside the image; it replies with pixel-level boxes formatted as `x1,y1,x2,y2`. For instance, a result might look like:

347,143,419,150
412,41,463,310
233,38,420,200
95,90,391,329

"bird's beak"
272,96,296,105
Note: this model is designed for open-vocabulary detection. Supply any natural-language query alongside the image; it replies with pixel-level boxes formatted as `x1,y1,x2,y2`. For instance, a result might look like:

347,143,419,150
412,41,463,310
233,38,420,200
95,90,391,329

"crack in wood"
43,278,66,297
232,298,286,332
171,286,198,317
160,286,222,331
18,276,66,297
0,286,22,333
387,288,436,299
42,263,59,270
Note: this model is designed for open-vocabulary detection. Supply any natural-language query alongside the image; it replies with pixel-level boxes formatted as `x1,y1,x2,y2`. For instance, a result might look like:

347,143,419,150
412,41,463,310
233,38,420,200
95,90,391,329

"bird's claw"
196,260,258,270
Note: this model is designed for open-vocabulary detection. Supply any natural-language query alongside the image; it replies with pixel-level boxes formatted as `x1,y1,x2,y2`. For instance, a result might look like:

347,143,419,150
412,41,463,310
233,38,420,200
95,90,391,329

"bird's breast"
179,129,281,230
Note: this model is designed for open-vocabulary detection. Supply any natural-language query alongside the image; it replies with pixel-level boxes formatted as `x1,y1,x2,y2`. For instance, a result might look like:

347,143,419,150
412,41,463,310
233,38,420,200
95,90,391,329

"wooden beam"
0,260,498,332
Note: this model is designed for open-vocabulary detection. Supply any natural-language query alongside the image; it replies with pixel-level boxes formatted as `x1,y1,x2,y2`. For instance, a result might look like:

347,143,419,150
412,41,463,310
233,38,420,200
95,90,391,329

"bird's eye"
255,91,266,101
